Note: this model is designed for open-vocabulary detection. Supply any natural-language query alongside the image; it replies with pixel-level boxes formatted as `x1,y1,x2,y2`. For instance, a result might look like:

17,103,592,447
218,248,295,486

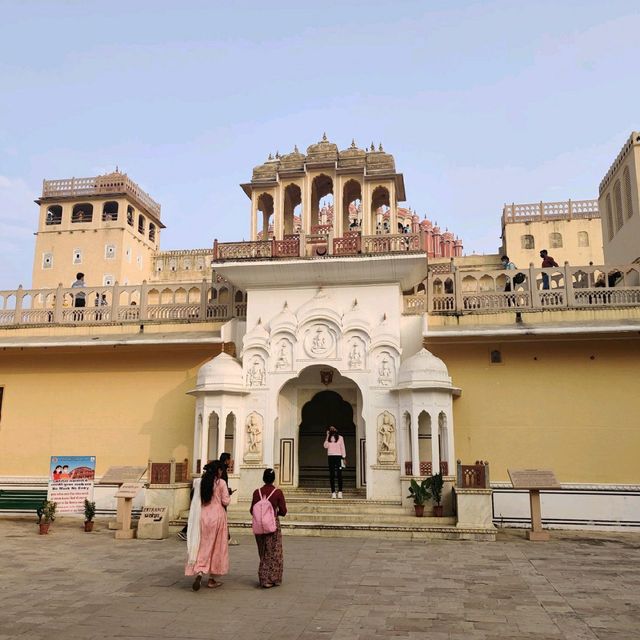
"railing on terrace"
502,198,599,225
404,461,449,476
403,263,640,315
42,174,161,219
0,281,246,328
213,231,425,261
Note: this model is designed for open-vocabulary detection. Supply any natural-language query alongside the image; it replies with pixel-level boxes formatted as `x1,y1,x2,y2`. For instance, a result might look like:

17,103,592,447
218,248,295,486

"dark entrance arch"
299,390,356,488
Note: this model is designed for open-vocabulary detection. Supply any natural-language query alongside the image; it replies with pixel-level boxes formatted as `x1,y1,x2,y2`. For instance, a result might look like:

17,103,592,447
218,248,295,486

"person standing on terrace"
540,250,558,290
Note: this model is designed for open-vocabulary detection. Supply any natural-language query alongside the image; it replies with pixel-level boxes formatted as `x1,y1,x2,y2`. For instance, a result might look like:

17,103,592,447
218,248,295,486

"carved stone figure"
310,326,328,354
244,412,263,461
348,342,362,369
378,356,393,386
377,411,397,464
275,340,290,370
246,357,265,387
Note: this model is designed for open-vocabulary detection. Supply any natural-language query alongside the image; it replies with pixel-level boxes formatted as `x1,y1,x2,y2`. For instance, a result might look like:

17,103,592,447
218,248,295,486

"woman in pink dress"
185,461,230,591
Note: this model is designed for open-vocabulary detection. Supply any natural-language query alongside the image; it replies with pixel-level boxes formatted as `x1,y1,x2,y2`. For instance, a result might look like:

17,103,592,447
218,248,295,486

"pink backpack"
252,487,277,534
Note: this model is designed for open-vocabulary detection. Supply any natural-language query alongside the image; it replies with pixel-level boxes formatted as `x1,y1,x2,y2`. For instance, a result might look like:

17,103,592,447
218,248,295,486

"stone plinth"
454,487,495,529
144,483,191,521
369,465,401,500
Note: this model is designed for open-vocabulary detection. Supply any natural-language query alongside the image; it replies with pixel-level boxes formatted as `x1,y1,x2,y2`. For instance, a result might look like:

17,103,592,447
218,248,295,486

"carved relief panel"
377,410,397,464
244,412,263,462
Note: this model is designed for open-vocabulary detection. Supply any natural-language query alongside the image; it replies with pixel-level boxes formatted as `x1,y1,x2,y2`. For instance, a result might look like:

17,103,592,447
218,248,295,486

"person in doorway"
324,426,346,499
219,452,239,546
250,468,287,588
185,461,230,591
539,250,558,290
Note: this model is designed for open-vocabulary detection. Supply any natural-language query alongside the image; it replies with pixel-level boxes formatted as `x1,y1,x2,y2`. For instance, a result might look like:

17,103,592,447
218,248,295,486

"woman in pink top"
323,426,346,498
185,460,231,591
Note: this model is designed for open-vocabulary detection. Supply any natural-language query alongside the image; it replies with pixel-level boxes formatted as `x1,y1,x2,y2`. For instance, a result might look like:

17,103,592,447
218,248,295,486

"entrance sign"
100,466,146,485
508,468,560,541
508,469,560,490
137,506,169,539
48,455,96,514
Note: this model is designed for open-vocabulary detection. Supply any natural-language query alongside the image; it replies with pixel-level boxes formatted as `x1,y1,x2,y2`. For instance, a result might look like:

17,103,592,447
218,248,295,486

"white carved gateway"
192,255,457,502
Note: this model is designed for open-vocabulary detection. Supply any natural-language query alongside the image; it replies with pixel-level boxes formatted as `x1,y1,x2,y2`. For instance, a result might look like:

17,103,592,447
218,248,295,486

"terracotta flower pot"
39,523,50,535
433,505,444,517
84,521,94,532
414,504,425,517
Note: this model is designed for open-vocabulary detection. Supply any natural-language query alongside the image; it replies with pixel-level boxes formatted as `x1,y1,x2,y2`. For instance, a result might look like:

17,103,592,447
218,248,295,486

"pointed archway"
299,390,356,488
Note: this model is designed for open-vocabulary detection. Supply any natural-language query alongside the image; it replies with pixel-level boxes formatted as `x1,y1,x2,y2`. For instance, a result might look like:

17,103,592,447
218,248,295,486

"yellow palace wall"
427,336,640,485
0,344,221,478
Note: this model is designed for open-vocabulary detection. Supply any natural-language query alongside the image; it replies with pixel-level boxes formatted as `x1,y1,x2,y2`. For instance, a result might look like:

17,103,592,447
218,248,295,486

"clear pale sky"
1,0,639,288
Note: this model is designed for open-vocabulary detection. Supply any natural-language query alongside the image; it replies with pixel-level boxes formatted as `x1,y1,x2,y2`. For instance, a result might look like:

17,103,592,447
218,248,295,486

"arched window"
149,223,156,242
127,205,134,226
418,411,432,467
342,179,362,231
208,412,219,460
549,232,563,248
521,234,535,249
46,205,62,225
283,184,302,235
614,179,624,231
606,194,614,241
370,186,390,234
311,174,334,229
138,214,145,234
71,203,93,223
102,201,118,222
257,193,274,239
577,231,589,247
623,166,633,219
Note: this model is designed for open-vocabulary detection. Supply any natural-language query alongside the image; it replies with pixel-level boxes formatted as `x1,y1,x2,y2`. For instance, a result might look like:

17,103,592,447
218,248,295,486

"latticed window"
42,253,53,269
577,231,589,247
606,194,614,240
73,248,82,264
549,232,563,248
521,234,535,249
105,245,116,259
614,180,624,231
623,166,633,219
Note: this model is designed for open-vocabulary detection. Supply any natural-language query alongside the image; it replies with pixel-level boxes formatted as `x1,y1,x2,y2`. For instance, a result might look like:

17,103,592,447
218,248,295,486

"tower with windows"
32,170,164,289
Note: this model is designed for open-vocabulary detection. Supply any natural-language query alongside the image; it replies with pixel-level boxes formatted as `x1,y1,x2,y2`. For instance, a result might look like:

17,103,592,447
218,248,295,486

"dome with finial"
342,299,370,332
279,144,305,171
306,133,338,164
398,348,451,389
338,138,366,168
251,152,280,181
366,141,395,174
194,352,244,392
271,301,298,334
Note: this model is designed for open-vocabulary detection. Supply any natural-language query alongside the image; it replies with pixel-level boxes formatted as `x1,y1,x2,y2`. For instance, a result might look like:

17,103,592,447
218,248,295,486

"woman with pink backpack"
250,468,287,588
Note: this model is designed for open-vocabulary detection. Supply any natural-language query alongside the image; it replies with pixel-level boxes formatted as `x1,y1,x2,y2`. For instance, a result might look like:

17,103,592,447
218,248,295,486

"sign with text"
48,455,96,514
100,466,146,485
114,482,144,499
139,506,167,523
508,469,560,490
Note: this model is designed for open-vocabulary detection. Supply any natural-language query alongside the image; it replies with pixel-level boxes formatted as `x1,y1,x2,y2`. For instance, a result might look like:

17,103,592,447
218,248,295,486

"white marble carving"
377,411,397,464
378,354,394,386
275,340,291,370
303,324,335,358
246,356,265,387
244,412,263,461
348,341,363,369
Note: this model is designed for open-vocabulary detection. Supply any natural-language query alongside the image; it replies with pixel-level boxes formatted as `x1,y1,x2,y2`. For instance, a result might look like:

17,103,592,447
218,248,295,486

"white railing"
0,281,246,327
502,199,599,225
418,263,640,315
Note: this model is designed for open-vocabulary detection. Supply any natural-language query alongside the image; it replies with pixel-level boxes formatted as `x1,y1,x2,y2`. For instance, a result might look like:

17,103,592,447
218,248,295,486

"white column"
447,411,455,476
192,411,202,473
411,412,420,476
431,418,441,475
200,412,209,469
218,412,227,458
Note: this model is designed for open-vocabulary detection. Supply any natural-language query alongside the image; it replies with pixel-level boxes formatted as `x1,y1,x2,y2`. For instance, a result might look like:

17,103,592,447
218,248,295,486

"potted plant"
430,472,444,517
406,478,431,517
38,500,57,534
84,498,96,532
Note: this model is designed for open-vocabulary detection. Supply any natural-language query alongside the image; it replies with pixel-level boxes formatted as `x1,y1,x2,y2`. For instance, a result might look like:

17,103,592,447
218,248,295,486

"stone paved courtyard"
1,517,639,640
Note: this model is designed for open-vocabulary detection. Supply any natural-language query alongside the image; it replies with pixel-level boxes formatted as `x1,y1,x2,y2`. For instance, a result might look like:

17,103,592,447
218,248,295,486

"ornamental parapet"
501,199,599,226
213,231,426,261
0,280,246,328
403,263,640,315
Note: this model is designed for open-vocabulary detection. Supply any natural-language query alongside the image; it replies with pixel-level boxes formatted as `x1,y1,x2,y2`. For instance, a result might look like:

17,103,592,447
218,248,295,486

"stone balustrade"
403,263,640,315
0,280,246,328
213,231,425,261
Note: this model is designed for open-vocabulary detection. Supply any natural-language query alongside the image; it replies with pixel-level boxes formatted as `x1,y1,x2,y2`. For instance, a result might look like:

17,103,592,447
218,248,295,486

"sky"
1,0,639,289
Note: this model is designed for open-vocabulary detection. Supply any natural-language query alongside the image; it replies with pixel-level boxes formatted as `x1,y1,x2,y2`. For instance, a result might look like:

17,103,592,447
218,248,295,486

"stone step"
229,513,456,525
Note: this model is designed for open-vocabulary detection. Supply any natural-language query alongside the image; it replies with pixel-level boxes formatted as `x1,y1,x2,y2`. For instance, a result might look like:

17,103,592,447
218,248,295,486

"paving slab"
0,517,639,639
